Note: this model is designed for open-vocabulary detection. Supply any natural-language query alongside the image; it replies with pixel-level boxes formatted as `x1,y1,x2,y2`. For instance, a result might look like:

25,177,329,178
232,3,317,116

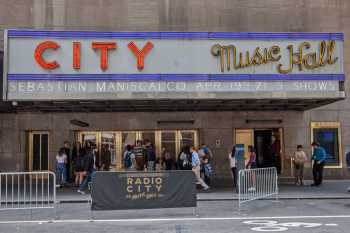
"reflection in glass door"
76,130,198,171
101,132,116,168
161,131,176,161
179,131,197,149
81,132,98,149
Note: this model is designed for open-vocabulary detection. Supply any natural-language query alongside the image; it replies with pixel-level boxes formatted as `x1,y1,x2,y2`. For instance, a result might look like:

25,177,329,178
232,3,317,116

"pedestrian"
311,142,327,186
124,145,136,171
61,141,71,183
190,146,210,191
246,145,257,191
177,145,192,170
246,145,257,169
346,151,350,192
133,140,145,171
293,145,308,186
229,145,237,190
74,147,85,187
163,152,174,170
101,144,111,171
77,144,95,194
145,140,156,171
201,151,212,186
55,148,67,188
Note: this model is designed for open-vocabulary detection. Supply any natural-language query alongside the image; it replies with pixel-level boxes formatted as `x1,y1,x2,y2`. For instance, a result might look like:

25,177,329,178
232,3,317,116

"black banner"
91,171,197,210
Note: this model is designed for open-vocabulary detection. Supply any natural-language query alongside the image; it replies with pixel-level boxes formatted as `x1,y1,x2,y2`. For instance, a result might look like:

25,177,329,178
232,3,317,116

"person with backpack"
190,146,210,191
124,145,136,171
177,145,192,170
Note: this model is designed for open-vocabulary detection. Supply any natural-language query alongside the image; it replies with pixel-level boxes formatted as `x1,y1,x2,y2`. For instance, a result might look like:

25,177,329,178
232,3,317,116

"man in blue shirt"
311,142,327,186
190,146,209,191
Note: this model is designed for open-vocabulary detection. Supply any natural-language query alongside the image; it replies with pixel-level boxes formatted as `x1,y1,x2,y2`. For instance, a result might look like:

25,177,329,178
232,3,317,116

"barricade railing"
238,167,278,208
0,171,56,210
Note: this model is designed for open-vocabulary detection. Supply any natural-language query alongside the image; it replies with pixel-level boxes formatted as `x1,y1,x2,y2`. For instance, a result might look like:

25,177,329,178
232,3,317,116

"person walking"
124,145,136,171
229,145,237,190
346,151,350,192
77,144,95,194
190,146,209,191
56,148,68,188
311,142,327,186
133,140,145,171
293,145,308,186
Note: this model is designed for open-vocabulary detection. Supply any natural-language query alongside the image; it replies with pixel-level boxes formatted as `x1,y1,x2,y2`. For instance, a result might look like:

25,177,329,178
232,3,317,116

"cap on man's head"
311,142,319,146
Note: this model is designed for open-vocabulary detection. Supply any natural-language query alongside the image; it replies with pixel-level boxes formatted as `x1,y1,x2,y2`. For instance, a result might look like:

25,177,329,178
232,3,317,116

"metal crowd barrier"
238,167,278,208
0,171,56,210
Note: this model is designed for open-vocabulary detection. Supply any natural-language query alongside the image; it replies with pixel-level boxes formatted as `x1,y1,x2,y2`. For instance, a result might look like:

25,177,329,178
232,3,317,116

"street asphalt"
0,199,350,232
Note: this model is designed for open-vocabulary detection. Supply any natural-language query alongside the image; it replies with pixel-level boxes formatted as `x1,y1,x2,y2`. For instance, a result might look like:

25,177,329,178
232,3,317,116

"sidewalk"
56,180,350,203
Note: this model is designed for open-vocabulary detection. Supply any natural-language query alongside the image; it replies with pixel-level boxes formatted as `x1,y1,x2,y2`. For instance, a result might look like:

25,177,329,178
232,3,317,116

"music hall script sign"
91,171,196,210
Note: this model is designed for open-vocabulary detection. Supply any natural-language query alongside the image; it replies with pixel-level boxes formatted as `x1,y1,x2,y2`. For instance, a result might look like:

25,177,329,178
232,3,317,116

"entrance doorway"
76,130,198,170
235,128,282,173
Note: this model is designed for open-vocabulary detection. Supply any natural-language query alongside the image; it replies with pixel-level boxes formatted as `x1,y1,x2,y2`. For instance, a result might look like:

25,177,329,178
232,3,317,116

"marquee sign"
2,30,344,100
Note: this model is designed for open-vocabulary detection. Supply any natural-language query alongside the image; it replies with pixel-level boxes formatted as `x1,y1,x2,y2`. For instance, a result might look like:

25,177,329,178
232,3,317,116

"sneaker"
203,186,210,192
55,184,61,188
77,189,86,195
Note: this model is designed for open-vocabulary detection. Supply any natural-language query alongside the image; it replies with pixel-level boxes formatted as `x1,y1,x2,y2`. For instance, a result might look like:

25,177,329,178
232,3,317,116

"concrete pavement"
56,180,350,203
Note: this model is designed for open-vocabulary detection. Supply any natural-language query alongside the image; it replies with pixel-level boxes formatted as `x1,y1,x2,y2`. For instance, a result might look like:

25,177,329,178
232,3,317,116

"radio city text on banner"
33,40,338,74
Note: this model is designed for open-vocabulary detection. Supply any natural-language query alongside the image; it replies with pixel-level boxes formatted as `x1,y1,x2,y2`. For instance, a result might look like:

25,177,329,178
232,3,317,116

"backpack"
203,163,212,176
124,151,132,168
181,153,192,170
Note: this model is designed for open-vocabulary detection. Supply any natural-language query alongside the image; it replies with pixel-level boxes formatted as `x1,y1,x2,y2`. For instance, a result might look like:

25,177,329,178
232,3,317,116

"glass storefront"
76,130,198,170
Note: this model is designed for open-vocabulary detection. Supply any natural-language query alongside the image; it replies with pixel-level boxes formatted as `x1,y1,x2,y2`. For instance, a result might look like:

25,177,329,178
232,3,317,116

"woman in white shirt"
56,148,68,187
229,145,237,190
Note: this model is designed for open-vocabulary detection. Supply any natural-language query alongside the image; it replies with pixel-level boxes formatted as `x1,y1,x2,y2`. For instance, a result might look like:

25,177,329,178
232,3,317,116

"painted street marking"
0,215,348,224
243,220,338,232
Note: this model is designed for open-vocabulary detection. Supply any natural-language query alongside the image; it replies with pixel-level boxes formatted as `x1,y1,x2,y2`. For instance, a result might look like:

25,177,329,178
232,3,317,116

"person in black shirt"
77,143,95,194
145,140,156,171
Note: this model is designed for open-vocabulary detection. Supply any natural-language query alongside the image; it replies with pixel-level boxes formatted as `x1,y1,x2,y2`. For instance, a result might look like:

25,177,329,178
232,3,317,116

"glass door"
101,132,117,170
161,131,177,168
28,131,49,171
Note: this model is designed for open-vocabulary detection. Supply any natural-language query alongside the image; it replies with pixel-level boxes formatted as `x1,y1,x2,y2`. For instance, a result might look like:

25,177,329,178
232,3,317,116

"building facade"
0,0,350,186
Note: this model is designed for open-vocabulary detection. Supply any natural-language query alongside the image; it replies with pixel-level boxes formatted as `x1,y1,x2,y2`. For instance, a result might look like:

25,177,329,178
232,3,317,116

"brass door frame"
28,131,50,172
310,122,342,169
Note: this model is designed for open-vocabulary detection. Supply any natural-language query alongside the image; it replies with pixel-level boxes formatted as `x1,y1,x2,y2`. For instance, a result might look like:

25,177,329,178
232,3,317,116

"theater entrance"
76,130,198,170
235,128,283,174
